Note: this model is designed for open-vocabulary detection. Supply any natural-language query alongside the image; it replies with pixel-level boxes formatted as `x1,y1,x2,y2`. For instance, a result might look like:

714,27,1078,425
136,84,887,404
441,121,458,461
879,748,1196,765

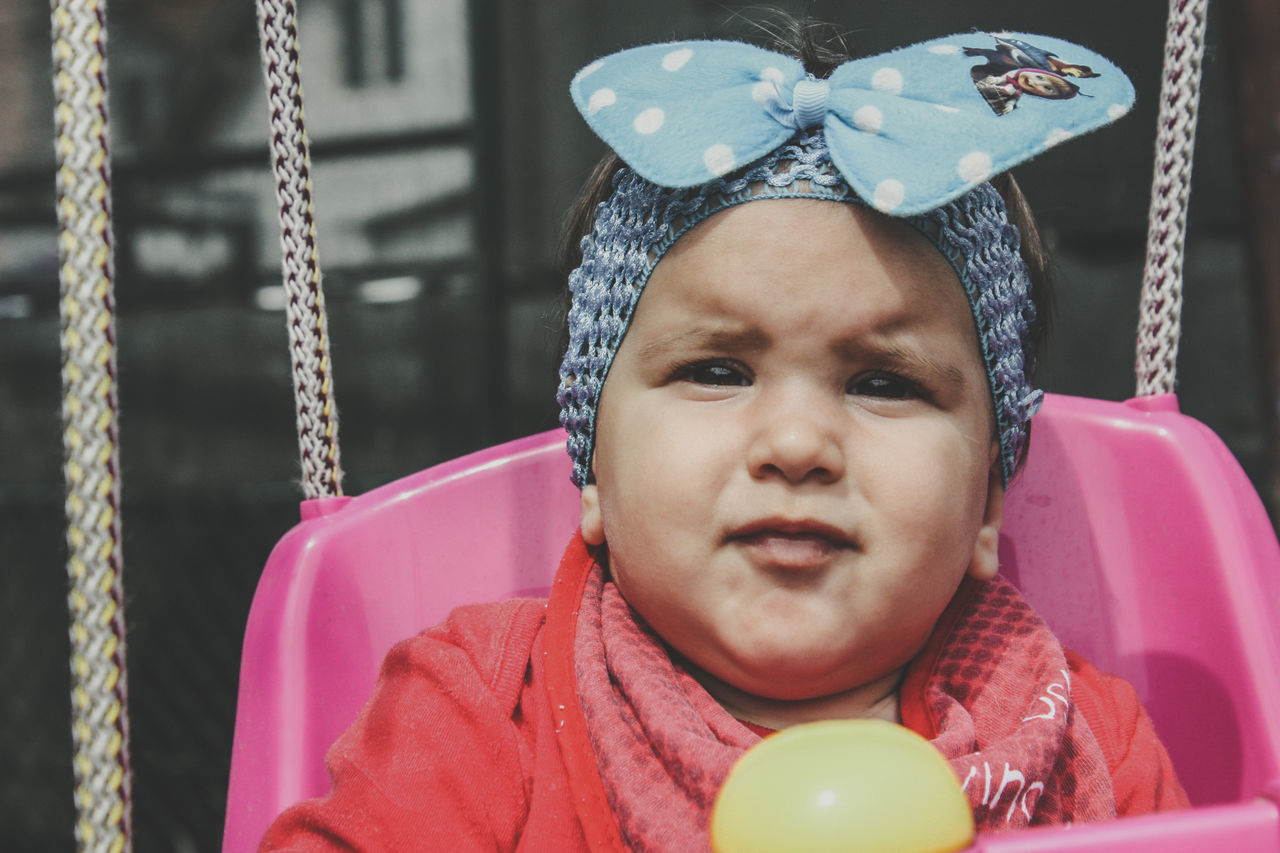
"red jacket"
260,541,1186,851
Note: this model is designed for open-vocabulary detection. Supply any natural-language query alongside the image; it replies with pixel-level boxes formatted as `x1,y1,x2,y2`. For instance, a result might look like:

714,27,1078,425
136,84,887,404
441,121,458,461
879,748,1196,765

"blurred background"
1,0,1271,848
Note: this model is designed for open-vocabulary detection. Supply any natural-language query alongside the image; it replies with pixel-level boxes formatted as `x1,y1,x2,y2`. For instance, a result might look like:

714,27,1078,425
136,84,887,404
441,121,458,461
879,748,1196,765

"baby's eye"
848,372,921,400
679,361,751,386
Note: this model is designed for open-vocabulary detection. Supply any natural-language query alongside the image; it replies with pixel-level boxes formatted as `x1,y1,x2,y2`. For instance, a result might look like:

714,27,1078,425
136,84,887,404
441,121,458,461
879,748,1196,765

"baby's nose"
746,396,845,484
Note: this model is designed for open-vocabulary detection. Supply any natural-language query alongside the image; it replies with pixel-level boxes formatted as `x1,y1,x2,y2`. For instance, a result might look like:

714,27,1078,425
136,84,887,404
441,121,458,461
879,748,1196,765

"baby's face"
580,198,1004,711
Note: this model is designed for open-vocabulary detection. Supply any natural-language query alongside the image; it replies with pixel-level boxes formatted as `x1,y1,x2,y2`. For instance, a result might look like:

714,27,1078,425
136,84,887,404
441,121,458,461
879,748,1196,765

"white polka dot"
872,180,906,212
958,151,993,183
633,107,665,134
871,67,904,95
662,48,693,71
1108,103,1129,120
752,80,779,106
577,60,604,81
934,104,961,114
927,44,961,55
587,88,616,115
1044,128,1073,147
704,144,736,176
853,105,883,134
760,66,785,85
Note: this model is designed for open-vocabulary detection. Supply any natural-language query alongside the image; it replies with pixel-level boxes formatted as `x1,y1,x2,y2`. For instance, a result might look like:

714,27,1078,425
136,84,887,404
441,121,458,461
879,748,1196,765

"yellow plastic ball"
710,719,975,853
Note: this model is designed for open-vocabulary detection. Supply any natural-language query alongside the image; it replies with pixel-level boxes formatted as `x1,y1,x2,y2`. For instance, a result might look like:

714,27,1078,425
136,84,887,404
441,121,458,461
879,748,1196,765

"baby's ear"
580,483,606,545
967,451,1005,582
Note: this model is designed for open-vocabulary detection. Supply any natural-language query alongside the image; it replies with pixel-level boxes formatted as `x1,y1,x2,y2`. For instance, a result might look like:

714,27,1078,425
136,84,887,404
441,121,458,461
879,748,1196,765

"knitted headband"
558,133,1037,486
558,33,1134,487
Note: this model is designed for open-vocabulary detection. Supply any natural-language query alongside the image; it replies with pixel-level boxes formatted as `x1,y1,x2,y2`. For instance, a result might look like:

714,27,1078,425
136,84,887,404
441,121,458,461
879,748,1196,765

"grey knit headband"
557,131,1041,487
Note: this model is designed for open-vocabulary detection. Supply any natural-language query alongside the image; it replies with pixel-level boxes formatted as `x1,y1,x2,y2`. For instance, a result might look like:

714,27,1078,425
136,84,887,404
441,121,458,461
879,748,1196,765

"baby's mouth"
730,519,856,570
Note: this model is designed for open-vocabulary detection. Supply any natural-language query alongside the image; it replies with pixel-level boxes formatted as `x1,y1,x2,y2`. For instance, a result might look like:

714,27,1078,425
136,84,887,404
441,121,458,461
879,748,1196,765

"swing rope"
51,0,132,850
1136,0,1209,397
255,0,344,500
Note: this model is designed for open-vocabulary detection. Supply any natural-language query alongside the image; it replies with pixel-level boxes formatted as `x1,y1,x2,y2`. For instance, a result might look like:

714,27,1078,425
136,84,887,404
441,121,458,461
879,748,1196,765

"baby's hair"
729,8,855,79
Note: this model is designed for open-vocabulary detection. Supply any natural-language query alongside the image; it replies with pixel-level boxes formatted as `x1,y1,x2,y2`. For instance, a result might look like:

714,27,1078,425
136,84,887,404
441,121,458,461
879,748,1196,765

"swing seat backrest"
222,392,1280,853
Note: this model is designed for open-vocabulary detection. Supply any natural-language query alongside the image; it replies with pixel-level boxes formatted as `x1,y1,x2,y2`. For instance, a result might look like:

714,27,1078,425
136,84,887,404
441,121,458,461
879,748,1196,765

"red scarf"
545,534,1115,851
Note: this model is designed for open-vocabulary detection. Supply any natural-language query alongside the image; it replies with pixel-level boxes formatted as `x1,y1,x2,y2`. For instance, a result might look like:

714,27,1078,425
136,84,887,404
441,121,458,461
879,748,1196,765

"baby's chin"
726,670,894,704
728,634,904,690
690,649,906,709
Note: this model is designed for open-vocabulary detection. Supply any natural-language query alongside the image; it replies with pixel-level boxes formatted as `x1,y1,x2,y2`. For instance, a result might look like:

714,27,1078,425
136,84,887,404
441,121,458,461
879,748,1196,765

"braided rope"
51,1,132,850
1136,0,1209,396
256,0,343,498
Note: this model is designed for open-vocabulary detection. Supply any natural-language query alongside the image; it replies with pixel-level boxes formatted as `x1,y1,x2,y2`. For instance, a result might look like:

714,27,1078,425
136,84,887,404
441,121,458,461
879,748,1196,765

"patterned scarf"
567,559,1115,851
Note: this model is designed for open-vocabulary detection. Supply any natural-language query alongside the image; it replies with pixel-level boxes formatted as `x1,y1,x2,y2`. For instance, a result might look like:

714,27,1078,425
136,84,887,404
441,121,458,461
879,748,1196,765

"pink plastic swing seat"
222,392,1280,852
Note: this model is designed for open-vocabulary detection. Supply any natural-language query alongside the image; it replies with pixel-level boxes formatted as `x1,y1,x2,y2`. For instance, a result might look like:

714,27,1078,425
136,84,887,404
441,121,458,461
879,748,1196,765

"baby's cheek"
875,450,984,536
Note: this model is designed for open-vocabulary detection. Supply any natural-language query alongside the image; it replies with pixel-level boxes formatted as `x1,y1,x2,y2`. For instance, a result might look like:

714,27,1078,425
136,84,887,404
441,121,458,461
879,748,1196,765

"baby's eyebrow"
633,325,768,361
635,325,972,389
841,339,971,390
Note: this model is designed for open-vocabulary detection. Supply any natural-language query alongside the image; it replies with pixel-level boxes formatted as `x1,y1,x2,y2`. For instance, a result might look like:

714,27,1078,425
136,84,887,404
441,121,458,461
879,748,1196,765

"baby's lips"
735,531,846,571
727,518,861,571
728,516,858,548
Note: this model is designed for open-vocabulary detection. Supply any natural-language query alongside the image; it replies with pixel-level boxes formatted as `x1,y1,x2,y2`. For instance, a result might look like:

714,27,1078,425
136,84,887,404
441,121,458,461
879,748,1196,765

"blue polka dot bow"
571,32,1135,215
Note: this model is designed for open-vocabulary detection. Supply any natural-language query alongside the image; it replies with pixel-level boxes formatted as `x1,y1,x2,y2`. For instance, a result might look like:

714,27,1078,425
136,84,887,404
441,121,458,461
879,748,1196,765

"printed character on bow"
965,34,1102,115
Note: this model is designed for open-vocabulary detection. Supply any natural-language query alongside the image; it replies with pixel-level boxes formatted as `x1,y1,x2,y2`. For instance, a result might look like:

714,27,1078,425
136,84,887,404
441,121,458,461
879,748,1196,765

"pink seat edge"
222,394,1280,852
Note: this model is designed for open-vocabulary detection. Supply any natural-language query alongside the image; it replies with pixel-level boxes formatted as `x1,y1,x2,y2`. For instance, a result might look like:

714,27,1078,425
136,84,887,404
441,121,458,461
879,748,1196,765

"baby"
261,22,1187,852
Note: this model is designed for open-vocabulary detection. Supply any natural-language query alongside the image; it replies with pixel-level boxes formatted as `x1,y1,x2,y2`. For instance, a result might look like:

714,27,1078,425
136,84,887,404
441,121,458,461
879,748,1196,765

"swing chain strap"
256,0,344,499
51,1,133,850
1136,0,1209,397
